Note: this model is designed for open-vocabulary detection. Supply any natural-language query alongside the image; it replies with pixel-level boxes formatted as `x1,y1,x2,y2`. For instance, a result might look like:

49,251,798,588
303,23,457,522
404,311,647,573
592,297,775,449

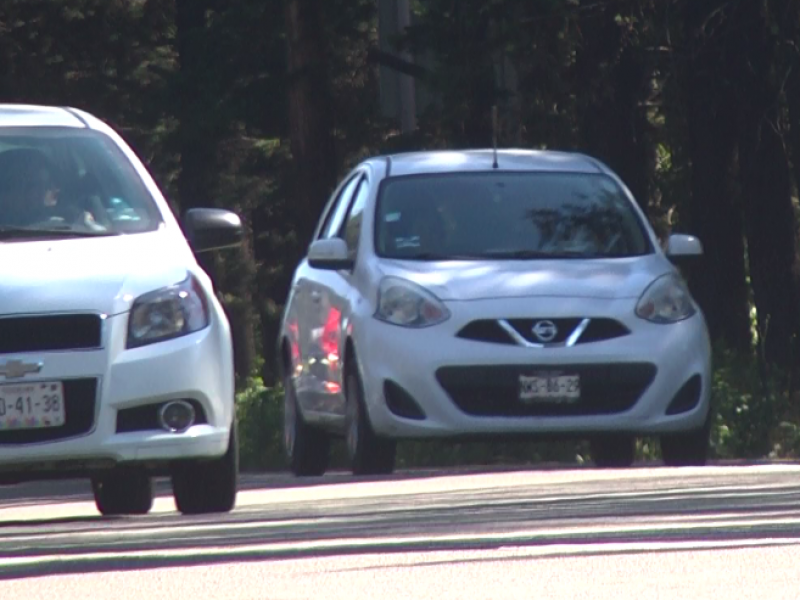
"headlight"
374,277,450,328
127,274,210,348
635,272,696,323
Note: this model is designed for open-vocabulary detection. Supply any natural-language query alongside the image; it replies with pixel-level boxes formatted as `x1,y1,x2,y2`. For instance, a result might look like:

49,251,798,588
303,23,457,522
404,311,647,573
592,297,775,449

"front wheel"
345,364,396,476
284,374,331,476
92,467,153,516
172,419,239,515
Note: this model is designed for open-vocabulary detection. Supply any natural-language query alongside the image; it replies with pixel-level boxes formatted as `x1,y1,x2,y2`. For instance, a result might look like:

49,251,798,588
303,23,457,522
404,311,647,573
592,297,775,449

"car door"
291,172,360,412
300,171,364,416
311,171,372,417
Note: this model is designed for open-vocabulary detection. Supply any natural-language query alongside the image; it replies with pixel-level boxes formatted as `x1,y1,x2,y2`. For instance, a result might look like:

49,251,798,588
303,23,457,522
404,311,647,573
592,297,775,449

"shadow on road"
0,462,799,579
0,463,548,506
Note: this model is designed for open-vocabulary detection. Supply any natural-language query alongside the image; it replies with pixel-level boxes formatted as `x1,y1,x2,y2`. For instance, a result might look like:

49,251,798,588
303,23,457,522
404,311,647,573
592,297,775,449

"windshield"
0,127,163,237
374,172,653,260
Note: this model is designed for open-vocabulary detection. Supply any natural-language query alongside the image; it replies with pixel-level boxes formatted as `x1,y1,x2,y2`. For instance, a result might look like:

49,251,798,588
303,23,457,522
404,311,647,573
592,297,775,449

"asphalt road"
1,462,800,599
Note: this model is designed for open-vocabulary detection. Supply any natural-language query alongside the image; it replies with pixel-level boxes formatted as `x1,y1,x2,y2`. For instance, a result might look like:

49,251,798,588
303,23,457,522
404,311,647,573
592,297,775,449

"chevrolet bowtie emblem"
0,359,43,379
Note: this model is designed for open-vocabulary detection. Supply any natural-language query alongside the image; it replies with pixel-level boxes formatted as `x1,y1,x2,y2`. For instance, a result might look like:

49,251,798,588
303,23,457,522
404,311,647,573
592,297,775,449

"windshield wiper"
398,252,485,261
0,226,118,240
482,249,606,259
395,249,624,261
482,250,552,259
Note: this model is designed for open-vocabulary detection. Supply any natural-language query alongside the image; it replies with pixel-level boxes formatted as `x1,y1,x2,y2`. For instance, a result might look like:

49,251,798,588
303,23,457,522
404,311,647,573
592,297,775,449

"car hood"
0,230,194,316
378,255,671,301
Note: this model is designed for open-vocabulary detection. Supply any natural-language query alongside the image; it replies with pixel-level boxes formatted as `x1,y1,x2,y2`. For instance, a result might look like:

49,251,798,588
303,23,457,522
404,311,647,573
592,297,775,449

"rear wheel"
590,435,636,468
284,373,331,476
172,419,239,515
345,362,396,476
92,467,153,516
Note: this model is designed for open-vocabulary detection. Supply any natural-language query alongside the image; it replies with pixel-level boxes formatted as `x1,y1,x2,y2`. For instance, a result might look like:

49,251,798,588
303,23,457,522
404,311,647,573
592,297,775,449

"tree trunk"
789,68,800,199
736,0,800,367
740,104,799,366
174,0,219,283
222,230,258,385
784,1,800,199
680,0,752,352
175,0,215,212
262,0,337,383
284,0,336,246
575,7,656,211
175,0,257,383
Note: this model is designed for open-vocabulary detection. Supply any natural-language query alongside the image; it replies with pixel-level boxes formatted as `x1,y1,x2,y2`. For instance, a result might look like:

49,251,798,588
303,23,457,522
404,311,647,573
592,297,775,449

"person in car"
0,147,105,230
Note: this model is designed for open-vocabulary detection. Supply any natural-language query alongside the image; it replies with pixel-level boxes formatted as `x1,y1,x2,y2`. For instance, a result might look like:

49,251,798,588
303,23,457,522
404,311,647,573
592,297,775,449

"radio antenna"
491,105,499,169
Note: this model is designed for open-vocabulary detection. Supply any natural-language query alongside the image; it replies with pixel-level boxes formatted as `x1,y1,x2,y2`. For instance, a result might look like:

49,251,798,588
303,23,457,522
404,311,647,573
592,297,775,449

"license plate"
0,382,65,429
519,373,580,403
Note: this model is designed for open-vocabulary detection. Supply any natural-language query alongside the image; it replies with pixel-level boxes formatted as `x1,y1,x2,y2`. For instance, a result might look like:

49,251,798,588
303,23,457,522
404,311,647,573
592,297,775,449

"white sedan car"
278,149,713,476
0,104,241,515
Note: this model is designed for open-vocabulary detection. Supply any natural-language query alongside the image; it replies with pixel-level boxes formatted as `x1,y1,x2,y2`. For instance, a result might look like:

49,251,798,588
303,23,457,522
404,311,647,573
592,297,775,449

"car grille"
456,317,629,347
0,378,98,444
435,363,657,417
0,314,104,354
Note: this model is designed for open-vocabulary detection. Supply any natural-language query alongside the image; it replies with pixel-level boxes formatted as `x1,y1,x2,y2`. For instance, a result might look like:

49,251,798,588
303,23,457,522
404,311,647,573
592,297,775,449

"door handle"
310,291,322,303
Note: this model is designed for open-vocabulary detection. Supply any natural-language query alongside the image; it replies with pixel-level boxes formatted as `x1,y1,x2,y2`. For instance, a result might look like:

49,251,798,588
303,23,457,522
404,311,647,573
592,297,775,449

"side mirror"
666,233,703,259
183,208,243,253
307,238,353,271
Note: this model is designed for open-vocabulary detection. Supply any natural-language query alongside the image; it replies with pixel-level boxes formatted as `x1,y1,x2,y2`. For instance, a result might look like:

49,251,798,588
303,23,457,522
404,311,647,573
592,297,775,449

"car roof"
0,104,90,129
370,149,608,177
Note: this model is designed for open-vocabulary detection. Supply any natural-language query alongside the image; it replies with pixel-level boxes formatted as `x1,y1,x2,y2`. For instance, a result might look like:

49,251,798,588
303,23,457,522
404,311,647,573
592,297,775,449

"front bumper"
355,296,712,439
0,311,234,474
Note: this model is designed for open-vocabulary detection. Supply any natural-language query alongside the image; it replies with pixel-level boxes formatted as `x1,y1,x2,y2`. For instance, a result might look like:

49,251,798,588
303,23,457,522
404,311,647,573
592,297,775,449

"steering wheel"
27,206,109,232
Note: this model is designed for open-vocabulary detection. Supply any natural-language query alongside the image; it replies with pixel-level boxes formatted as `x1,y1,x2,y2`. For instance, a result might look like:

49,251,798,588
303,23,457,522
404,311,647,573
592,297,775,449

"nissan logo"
531,320,558,343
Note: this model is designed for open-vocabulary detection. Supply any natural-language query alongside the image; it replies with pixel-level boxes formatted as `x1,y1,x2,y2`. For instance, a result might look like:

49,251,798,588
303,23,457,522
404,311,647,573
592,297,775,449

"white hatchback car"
0,105,242,515
278,149,713,476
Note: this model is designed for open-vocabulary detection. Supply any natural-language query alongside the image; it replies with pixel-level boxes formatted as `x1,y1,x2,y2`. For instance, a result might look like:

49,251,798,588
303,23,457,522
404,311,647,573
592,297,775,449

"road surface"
1,463,799,599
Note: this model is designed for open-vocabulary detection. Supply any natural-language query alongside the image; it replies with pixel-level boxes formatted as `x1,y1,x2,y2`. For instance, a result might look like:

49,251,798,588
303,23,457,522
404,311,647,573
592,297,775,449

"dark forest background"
3,0,800,469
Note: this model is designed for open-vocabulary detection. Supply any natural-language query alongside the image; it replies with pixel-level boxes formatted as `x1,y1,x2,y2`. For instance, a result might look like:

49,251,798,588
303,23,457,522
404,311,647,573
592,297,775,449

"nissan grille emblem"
531,320,558,343
0,359,43,380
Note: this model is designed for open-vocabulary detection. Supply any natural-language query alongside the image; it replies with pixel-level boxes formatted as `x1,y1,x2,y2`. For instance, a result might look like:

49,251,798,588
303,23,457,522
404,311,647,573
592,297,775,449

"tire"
590,435,636,468
172,419,239,515
345,363,396,476
661,413,711,467
284,374,330,476
92,467,153,516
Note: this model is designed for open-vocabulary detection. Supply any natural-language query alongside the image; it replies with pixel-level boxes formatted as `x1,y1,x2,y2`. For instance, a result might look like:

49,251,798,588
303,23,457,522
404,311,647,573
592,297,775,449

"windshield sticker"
395,235,420,248
385,212,401,222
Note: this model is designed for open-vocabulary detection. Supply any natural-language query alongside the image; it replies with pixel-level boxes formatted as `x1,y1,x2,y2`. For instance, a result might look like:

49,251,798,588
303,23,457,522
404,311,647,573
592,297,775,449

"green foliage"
710,345,795,460
235,376,285,472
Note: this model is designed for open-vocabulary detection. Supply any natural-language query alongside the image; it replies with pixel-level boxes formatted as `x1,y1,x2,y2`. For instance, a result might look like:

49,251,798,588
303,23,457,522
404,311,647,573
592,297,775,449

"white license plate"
0,382,65,429
519,373,580,403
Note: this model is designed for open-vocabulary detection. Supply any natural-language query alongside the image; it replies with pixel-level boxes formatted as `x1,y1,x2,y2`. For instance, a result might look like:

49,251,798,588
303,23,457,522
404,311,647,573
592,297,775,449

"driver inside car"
0,147,106,231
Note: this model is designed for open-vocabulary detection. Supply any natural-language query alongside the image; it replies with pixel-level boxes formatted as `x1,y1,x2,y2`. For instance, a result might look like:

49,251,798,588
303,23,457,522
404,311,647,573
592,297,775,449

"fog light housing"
158,400,196,433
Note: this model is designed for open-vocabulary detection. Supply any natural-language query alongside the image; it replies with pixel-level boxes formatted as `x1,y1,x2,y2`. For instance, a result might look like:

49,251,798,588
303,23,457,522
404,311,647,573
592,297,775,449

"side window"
320,174,362,240
339,177,370,260
313,173,358,241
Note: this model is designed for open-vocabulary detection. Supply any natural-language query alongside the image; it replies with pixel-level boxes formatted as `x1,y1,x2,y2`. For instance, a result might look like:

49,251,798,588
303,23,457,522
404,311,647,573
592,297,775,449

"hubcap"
346,380,359,459
284,383,297,457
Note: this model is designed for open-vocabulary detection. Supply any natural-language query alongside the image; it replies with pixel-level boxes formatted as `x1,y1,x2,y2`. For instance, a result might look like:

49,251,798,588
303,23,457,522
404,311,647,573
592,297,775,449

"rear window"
374,171,653,260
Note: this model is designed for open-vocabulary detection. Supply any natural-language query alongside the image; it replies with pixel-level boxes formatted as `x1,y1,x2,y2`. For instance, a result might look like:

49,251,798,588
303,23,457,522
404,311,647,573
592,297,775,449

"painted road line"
2,528,800,573
3,512,800,564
